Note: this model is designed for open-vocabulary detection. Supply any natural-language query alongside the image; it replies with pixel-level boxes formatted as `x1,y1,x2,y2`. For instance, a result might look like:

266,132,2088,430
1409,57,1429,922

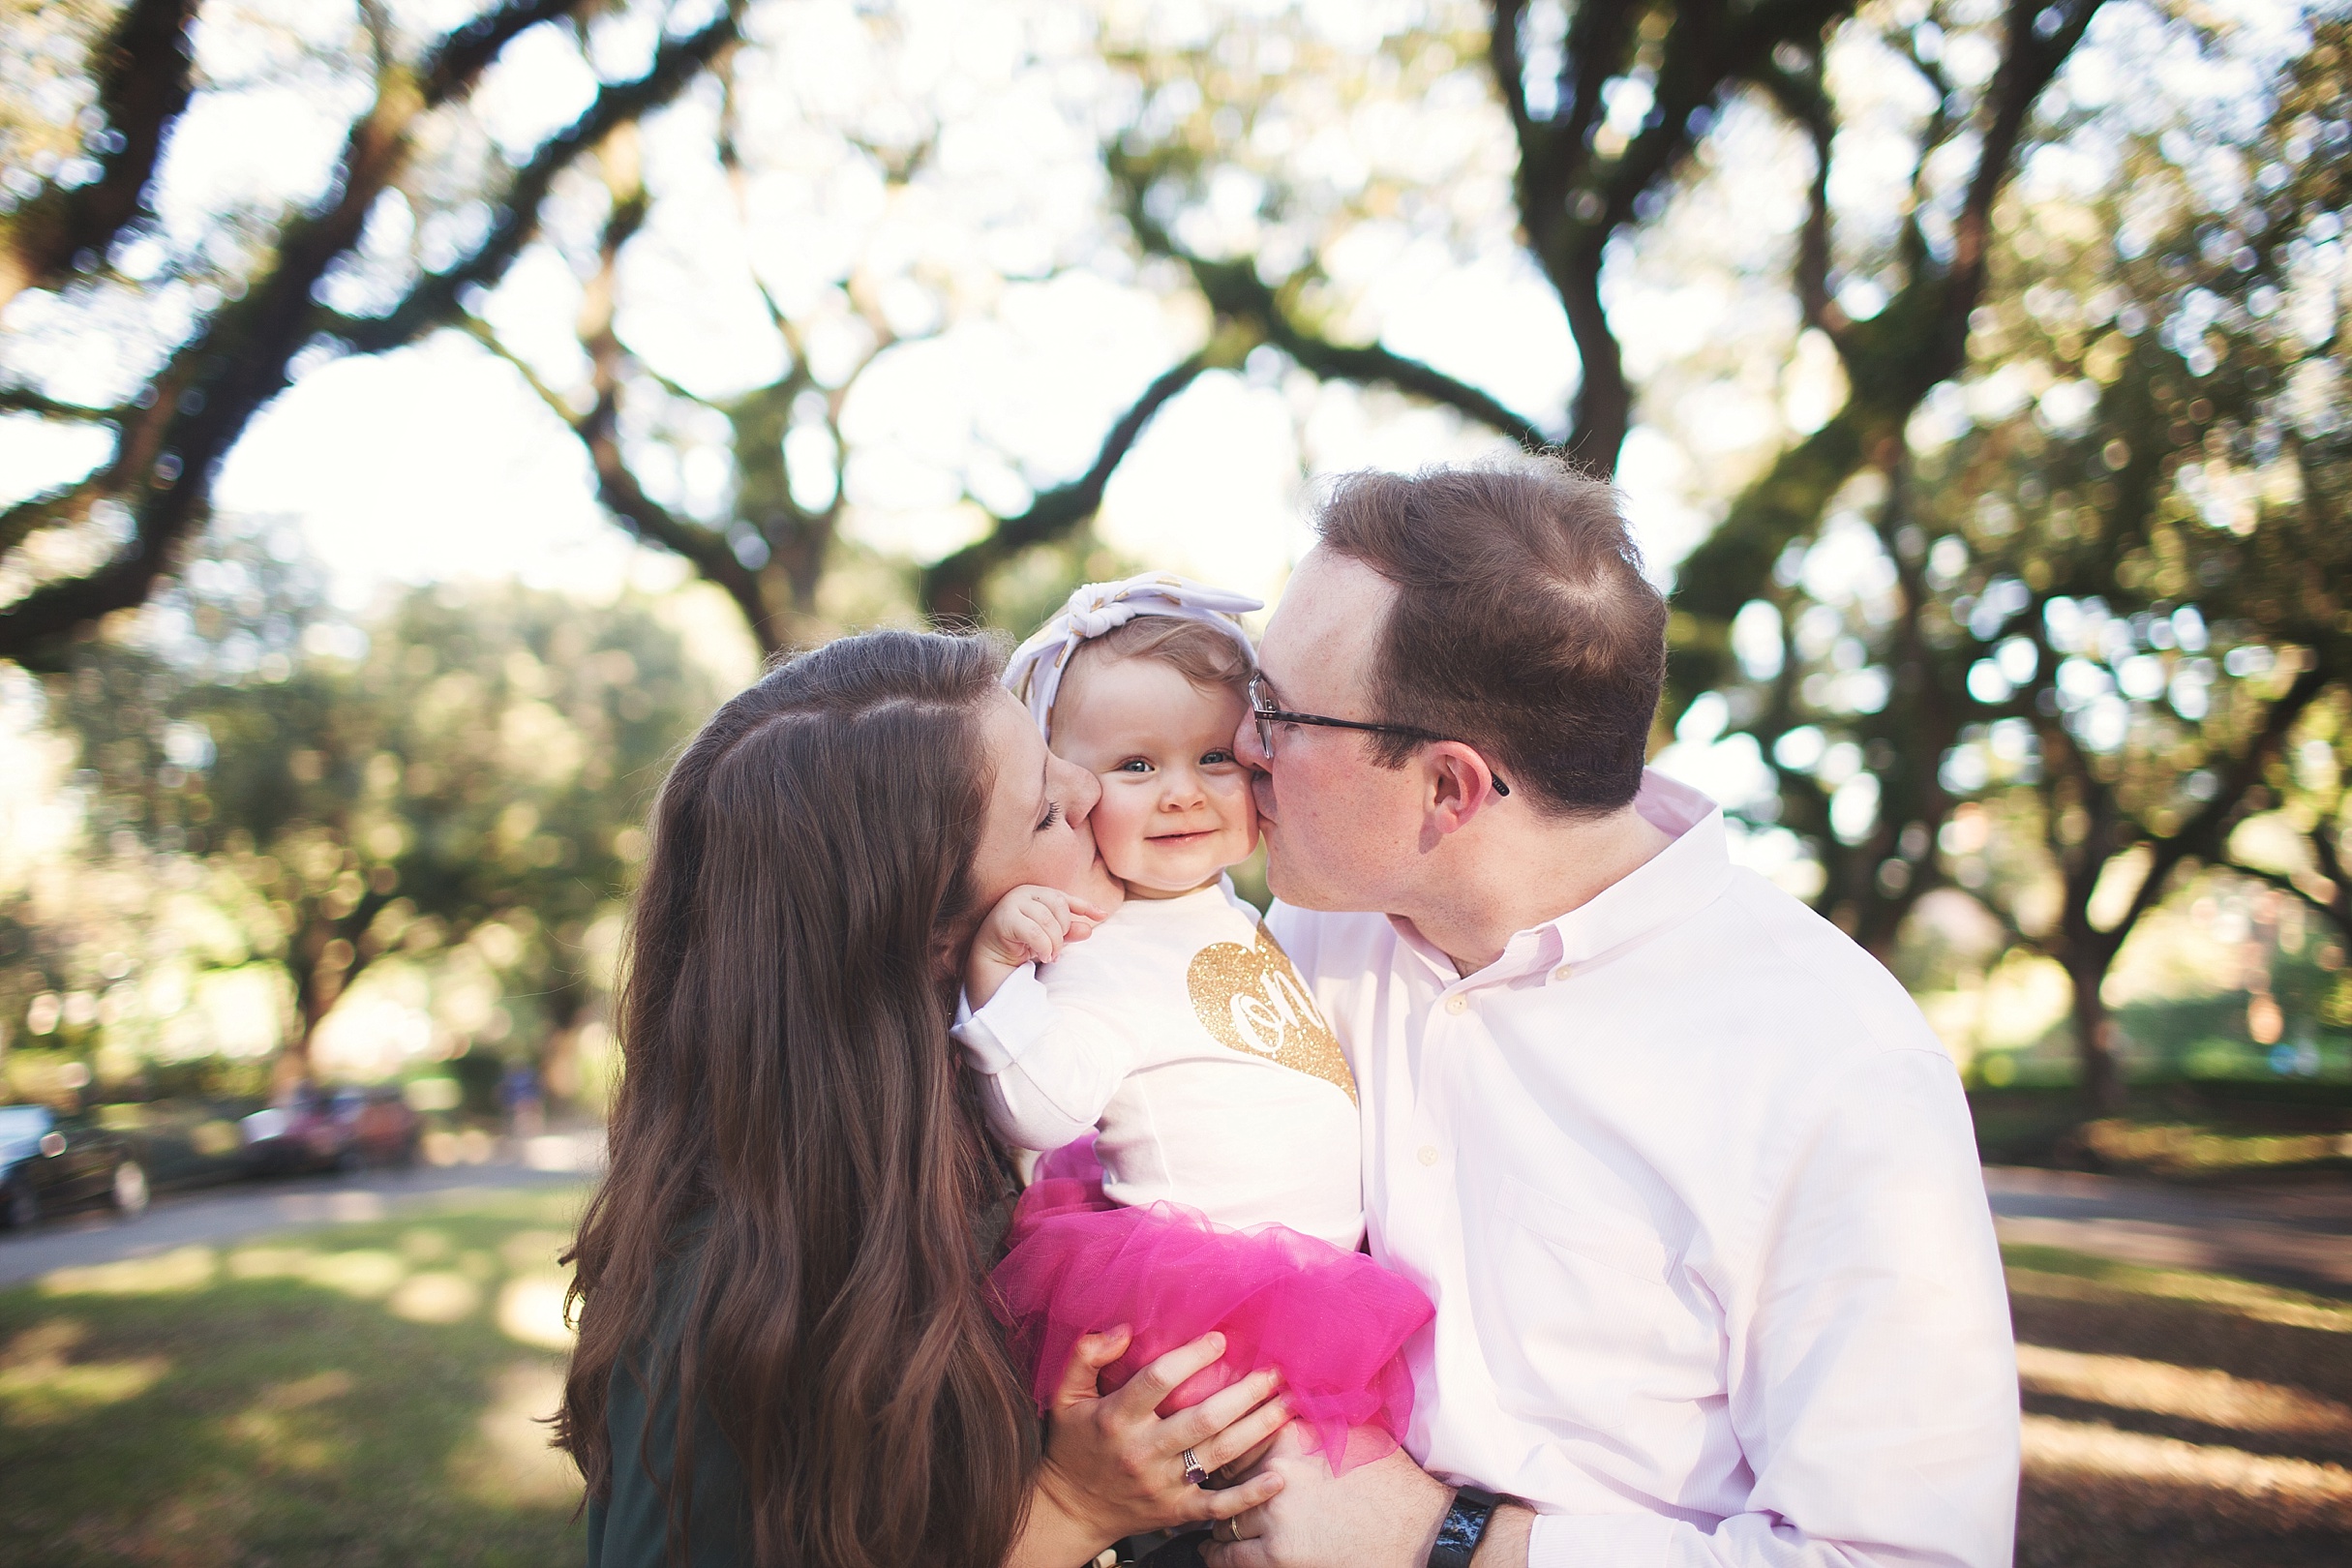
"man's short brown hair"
1312,457,1667,817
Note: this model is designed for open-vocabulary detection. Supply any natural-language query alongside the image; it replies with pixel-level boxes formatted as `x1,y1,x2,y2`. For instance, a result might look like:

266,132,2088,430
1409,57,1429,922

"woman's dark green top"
586,1226,748,1567
586,1167,1022,1567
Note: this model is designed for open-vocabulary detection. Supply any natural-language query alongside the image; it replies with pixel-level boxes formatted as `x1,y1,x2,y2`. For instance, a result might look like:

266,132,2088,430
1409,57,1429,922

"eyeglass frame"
1246,674,1510,798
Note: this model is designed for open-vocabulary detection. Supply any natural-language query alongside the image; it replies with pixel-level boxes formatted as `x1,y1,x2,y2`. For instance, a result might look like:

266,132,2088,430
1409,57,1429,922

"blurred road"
1986,1164,2352,1295
0,1129,603,1289
8,1143,2345,1298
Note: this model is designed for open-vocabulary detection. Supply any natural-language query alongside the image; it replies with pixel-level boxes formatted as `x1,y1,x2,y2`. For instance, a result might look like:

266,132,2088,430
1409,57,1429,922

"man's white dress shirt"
1269,771,2019,1568
955,878,1365,1251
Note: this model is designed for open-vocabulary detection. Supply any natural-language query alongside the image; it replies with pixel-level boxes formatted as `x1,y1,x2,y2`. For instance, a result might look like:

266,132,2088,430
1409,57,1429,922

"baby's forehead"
1052,648,1245,744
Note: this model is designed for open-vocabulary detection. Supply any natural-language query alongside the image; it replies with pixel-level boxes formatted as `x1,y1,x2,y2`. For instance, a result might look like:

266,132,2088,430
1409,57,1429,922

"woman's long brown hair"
556,629,1037,1566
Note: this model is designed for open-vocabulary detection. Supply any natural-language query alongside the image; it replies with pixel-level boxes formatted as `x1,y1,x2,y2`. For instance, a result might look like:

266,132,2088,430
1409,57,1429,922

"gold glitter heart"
1187,923,1357,1103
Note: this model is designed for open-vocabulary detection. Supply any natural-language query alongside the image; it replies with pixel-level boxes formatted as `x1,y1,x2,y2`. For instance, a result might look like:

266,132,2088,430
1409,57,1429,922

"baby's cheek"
1087,775,1154,873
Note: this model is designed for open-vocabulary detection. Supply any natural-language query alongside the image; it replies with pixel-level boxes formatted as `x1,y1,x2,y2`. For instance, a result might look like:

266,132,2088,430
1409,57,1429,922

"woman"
556,630,1288,1568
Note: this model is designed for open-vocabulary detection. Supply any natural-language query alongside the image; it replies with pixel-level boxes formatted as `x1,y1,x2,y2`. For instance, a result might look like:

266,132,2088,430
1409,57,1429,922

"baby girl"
955,574,1430,1476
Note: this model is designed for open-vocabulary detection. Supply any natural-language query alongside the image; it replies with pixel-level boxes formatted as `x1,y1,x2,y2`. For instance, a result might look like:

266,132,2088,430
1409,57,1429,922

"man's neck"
1401,800,1675,977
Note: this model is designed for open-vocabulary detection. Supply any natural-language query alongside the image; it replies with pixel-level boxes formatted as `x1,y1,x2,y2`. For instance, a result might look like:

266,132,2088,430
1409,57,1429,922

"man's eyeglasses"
1246,675,1510,797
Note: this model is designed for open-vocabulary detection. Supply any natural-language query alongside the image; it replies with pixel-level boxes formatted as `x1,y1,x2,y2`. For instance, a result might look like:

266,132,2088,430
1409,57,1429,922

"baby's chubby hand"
966,886,1111,1009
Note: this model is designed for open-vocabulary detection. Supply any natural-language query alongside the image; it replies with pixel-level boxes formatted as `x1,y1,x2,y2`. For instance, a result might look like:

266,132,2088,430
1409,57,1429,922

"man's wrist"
1391,1467,1455,1568
1467,1503,1531,1568
1426,1486,1500,1568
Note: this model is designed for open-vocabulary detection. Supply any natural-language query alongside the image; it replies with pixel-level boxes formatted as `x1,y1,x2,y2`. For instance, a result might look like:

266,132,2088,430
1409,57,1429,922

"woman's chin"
1070,853,1128,909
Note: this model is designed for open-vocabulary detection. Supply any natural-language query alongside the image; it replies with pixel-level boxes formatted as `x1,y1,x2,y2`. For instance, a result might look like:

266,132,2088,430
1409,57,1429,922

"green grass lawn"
0,1187,590,1568
4,1187,2348,1566
2005,1243,2352,1565
1970,1082,2352,1180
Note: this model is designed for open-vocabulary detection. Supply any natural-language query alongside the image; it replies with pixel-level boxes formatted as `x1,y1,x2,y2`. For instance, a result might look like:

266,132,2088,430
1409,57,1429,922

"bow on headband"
1004,572,1264,739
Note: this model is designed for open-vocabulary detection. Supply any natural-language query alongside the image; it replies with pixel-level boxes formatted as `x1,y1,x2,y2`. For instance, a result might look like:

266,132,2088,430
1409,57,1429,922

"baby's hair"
1062,616,1254,708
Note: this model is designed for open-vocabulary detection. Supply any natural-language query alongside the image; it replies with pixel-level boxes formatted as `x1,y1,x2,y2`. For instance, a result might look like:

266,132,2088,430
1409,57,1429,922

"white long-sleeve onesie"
953,879,1365,1251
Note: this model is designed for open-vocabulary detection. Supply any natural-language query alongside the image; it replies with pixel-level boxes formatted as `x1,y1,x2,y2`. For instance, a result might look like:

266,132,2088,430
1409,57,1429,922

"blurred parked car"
242,1084,421,1174
95,1099,257,1192
338,1086,422,1167
0,1103,149,1229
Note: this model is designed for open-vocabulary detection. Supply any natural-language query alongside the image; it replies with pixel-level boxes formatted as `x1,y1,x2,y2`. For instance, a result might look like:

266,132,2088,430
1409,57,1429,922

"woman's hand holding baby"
1034,1329,1291,1552
967,886,1110,1007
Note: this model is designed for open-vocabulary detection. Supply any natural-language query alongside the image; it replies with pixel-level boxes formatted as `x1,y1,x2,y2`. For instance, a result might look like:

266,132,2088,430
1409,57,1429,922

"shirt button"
1444,995,1469,1015
1417,1145,1440,1166
1553,964,1573,981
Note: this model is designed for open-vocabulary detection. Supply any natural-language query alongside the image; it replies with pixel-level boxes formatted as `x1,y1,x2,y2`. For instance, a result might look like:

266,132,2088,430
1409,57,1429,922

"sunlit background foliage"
0,0,2346,1125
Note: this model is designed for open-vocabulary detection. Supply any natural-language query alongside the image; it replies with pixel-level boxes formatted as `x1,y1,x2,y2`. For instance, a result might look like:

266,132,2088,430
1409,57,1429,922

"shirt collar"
1389,768,1734,981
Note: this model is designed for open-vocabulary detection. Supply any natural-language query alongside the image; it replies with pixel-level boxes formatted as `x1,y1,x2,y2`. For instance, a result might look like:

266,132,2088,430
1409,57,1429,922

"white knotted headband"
1003,572,1264,740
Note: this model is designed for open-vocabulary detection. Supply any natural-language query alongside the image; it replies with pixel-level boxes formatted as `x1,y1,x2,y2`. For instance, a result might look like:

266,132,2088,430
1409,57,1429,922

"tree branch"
458,317,573,418
1513,0,1855,468
334,6,743,354
1267,318,1553,450
419,0,587,106
0,0,704,665
920,352,1214,623
0,0,196,311
1750,60,1844,336
1488,0,1533,144
1151,246,1553,448
571,157,771,646
0,388,123,422
1939,0,2107,363
2110,662,2334,947
0,473,109,558
2227,859,2352,945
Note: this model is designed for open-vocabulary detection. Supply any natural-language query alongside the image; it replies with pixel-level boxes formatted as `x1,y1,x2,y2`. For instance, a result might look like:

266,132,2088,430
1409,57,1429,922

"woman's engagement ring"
1182,1448,1209,1487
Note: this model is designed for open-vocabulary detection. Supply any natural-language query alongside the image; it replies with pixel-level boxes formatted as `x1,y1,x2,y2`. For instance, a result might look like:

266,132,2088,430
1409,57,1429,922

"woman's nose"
1061,758,1102,821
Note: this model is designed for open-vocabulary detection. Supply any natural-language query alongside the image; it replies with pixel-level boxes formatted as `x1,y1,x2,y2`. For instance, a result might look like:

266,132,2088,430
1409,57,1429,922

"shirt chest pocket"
1469,1173,1723,1435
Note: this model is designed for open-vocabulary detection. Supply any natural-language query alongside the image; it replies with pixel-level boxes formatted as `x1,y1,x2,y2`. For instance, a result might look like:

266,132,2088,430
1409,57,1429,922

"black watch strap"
1428,1485,1501,1568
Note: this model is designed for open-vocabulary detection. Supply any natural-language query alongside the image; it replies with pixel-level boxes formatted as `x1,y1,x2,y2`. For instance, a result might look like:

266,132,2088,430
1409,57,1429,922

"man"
1203,460,2018,1567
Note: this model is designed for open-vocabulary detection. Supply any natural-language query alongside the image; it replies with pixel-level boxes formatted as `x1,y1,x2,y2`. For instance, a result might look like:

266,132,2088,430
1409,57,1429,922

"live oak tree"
1088,1,2337,1113
0,0,748,667
0,0,1305,662
10,0,2334,1118
1914,23,2350,1106
463,15,1207,650
1082,0,2101,947
38,540,714,1085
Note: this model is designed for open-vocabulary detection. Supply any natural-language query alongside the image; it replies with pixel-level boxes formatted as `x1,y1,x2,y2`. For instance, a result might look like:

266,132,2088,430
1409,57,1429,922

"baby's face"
1050,655,1258,899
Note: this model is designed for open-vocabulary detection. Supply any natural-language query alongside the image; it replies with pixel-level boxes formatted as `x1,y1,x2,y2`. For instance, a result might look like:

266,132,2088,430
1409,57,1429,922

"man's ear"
1423,742,1506,839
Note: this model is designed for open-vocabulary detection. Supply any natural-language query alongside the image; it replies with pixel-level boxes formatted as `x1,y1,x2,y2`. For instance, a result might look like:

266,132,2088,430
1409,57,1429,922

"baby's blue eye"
1116,759,1154,773
1200,749,1235,766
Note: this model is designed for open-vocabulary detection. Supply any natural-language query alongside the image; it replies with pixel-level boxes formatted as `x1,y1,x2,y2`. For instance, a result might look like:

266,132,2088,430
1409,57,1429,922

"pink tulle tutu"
991,1137,1432,1472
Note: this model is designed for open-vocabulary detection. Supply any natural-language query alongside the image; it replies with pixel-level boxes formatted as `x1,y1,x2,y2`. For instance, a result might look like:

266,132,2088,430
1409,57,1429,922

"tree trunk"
2066,958,2125,1117
536,988,595,1106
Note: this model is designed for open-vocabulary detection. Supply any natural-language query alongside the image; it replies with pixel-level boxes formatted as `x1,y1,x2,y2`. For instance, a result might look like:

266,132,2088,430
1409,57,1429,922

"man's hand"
1197,1429,1452,1568
966,885,1109,1008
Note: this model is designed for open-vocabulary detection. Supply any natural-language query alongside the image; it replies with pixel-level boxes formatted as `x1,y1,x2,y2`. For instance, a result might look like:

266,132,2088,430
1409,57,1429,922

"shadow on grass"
1972,1083,2352,1182
2005,1245,2352,1567
0,1187,590,1568
10,1194,2350,1566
